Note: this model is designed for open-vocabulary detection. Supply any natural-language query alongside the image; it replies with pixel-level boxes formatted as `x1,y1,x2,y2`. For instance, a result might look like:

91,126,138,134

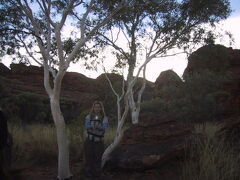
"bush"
1,92,51,124
142,69,234,123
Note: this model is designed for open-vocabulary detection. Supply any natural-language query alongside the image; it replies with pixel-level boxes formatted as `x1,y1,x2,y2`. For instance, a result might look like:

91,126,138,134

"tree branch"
17,35,43,66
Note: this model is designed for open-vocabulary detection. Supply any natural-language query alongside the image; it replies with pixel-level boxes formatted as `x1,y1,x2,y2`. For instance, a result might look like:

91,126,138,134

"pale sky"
1,0,240,83
69,0,240,82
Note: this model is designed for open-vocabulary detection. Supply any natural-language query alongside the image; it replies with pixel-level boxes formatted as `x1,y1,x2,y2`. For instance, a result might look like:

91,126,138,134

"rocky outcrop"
155,70,183,89
183,45,236,77
183,44,240,117
154,70,183,99
104,116,192,179
0,63,11,75
0,63,155,120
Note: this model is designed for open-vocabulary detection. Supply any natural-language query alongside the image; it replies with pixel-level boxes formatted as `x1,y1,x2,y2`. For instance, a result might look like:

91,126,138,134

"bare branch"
122,23,131,47
137,61,146,107
58,0,74,30
67,2,126,65
80,0,94,39
97,32,129,60
17,35,43,66
155,51,186,58
73,1,84,8
40,0,56,27
16,0,49,62
103,68,120,98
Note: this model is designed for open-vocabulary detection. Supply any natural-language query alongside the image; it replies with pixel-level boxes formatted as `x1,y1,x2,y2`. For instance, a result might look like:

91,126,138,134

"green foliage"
0,92,51,124
141,68,233,123
0,89,83,124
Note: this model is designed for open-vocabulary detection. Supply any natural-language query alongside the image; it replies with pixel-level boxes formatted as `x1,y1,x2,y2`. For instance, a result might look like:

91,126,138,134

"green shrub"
142,69,234,123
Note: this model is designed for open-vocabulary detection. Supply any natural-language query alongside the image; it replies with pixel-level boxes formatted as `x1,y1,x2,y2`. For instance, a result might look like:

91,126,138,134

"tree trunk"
131,107,139,124
101,123,125,168
50,97,72,180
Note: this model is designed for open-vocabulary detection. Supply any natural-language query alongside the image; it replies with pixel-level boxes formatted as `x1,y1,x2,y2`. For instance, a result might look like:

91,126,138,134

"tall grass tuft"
181,122,240,180
9,121,117,165
9,123,58,165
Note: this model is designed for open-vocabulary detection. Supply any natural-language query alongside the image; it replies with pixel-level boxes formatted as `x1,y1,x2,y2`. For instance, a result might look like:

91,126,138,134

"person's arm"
84,115,92,130
97,117,109,131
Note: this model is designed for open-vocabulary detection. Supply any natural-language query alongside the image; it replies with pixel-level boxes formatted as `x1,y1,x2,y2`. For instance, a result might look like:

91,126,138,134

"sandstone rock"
104,117,192,172
155,70,183,89
183,44,240,118
0,63,11,75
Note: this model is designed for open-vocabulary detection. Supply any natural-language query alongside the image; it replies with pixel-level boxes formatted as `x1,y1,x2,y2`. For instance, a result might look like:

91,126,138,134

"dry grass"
181,122,240,180
9,122,117,165
9,124,58,164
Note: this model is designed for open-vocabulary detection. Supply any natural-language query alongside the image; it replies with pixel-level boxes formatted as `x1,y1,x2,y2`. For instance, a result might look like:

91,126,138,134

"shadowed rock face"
183,44,240,78
0,63,11,75
0,63,155,121
183,44,240,117
0,63,155,109
155,70,183,89
104,117,192,175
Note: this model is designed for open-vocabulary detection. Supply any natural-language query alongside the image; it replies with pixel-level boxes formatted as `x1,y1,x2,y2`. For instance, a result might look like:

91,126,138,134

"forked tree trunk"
44,65,72,180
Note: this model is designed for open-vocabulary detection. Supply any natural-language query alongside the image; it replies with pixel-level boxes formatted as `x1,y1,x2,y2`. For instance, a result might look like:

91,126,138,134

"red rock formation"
0,63,11,75
155,70,183,89
183,44,240,117
104,116,192,180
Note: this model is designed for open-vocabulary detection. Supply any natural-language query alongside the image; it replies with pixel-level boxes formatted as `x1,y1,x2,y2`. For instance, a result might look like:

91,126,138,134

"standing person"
84,101,109,180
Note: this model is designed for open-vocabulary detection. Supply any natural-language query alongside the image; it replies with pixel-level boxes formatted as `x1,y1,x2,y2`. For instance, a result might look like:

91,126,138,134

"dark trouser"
84,138,104,179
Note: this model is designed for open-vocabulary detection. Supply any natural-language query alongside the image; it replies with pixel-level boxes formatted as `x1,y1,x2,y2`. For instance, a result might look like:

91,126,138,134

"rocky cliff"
0,63,155,122
183,44,240,117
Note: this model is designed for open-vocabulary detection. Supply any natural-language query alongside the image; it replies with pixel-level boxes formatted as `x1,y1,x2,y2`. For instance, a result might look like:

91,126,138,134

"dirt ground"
7,159,179,180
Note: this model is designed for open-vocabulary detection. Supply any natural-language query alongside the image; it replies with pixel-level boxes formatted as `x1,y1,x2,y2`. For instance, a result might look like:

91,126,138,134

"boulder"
104,117,192,176
0,63,11,75
183,44,240,118
155,70,183,89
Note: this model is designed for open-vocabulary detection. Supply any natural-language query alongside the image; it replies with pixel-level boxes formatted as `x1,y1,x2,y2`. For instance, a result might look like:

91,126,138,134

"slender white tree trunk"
101,72,129,168
131,108,139,124
44,65,72,180
101,126,124,167
50,97,72,180
102,111,127,168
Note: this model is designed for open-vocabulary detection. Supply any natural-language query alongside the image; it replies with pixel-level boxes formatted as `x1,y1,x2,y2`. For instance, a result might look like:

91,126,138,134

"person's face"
93,103,102,114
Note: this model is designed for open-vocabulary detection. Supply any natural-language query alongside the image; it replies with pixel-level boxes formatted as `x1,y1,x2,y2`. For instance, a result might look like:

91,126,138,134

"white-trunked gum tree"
0,0,132,179
93,0,232,167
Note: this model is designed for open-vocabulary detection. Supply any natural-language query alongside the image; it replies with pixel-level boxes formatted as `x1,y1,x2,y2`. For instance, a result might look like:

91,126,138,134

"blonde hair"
89,101,106,117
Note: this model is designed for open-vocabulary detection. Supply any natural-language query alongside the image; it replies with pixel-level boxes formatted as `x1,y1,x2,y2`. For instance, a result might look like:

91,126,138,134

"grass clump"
9,123,58,165
9,121,117,166
181,122,240,180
